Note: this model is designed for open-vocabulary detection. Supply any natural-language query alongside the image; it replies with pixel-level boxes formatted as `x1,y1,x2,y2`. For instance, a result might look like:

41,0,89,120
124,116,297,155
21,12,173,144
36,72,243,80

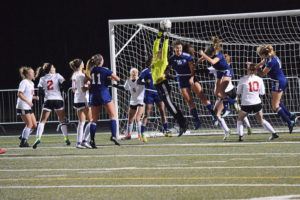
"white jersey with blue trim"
207,66,234,92
38,73,65,101
124,79,145,106
16,79,34,110
72,71,89,103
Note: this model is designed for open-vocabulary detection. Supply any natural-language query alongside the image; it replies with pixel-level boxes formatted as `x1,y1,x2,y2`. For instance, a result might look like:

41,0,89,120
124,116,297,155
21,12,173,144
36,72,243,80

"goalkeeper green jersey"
151,38,169,85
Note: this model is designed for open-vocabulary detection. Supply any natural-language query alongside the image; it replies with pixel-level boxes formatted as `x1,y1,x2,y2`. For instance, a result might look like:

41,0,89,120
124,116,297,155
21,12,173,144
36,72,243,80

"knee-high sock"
206,103,216,118
237,120,244,136
83,122,91,141
60,124,68,137
110,119,117,137
243,117,251,128
137,121,142,134
77,122,85,144
276,107,292,126
90,122,97,141
141,125,146,134
127,123,133,135
22,126,32,140
218,118,230,132
190,108,200,122
261,119,275,134
163,123,168,131
36,123,45,139
279,102,292,118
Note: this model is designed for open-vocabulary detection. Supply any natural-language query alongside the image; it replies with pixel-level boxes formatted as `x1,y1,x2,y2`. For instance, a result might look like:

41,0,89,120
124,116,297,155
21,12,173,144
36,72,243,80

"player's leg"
237,109,247,142
214,100,231,140
256,110,278,140
33,110,50,149
103,101,120,145
76,108,86,149
237,104,252,135
82,107,92,148
141,103,152,135
89,106,100,148
56,109,70,145
123,106,137,140
19,113,33,147
136,105,146,142
156,100,170,136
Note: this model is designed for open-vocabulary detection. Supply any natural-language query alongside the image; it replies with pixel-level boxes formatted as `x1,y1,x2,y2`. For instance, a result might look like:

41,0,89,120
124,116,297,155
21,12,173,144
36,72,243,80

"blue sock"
163,123,168,131
190,108,200,122
279,102,292,118
141,125,146,134
206,103,216,117
90,122,97,141
110,120,117,137
277,107,291,126
227,97,235,105
77,142,81,145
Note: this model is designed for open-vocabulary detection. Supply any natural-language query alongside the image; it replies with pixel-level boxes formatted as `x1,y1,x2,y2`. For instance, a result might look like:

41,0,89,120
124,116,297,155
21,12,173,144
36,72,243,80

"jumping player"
86,54,120,148
33,63,70,149
70,58,92,149
237,63,278,141
16,67,39,147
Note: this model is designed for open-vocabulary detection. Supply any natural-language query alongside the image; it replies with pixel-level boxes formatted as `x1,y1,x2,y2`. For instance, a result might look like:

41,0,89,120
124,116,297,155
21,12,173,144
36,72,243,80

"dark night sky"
1,0,300,89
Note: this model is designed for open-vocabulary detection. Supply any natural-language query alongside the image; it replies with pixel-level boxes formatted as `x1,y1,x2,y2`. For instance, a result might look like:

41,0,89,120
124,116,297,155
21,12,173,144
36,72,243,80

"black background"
1,0,300,89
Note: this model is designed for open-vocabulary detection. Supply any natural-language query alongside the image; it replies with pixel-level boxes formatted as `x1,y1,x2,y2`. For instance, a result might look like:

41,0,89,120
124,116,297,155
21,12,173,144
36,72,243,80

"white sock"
61,124,68,137
77,122,85,143
22,127,32,139
243,117,251,128
237,121,244,136
137,121,142,134
36,123,45,138
83,122,91,141
21,127,26,139
261,120,275,134
218,118,230,132
127,123,133,135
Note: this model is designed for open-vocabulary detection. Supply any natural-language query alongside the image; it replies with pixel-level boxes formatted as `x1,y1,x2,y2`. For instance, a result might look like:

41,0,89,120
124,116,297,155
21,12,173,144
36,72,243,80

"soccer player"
33,63,70,149
86,54,120,148
237,63,278,141
255,45,295,133
16,67,39,147
120,68,147,142
70,58,92,149
151,30,187,136
138,56,171,137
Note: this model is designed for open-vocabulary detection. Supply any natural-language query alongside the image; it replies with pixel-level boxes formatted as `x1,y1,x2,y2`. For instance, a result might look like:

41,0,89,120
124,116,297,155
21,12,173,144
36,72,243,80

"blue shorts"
144,92,162,104
89,90,112,106
216,68,233,79
177,76,191,89
272,78,287,92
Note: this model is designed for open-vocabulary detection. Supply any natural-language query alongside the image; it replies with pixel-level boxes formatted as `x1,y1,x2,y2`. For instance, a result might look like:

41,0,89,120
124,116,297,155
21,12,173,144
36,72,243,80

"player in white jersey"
16,67,39,147
121,68,146,142
70,58,92,149
32,63,70,149
237,63,278,141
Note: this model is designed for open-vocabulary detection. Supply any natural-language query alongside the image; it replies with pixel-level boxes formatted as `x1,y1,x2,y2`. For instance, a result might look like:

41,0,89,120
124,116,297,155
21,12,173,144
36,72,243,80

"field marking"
0,184,300,189
247,194,300,200
36,175,67,178
1,152,300,160
1,166,300,172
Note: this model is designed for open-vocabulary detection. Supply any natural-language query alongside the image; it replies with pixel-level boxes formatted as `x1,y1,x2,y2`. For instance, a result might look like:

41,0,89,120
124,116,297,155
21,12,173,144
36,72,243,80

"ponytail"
257,45,276,57
19,66,32,80
35,63,53,80
205,37,222,57
86,54,103,80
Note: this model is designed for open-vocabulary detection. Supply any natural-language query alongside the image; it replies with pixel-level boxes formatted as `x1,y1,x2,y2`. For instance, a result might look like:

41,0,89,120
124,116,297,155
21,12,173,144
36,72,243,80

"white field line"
1,152,300,160
36,175,67,178
0,184,300,189
246,194,300,200
1,166,300,172
2,141,300,150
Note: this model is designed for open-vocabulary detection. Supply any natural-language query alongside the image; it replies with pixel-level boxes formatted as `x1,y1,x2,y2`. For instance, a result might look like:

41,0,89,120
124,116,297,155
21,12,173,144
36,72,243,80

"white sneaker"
223,130,231,141
81,142,92,149
76,144,86,149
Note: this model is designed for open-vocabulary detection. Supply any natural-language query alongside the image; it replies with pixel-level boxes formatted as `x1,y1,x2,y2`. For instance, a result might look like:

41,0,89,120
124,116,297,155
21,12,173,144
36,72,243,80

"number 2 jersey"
237,74,265,106
38,73,65,101
16,79,34,110
71,71,89,103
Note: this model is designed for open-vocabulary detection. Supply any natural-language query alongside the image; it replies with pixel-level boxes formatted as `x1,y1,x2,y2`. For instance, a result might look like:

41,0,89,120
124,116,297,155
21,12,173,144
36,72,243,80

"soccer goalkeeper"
151,29,187,136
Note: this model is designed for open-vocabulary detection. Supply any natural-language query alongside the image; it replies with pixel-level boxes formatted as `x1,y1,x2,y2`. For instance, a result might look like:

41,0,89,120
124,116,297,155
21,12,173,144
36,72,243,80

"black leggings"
155,80,186,128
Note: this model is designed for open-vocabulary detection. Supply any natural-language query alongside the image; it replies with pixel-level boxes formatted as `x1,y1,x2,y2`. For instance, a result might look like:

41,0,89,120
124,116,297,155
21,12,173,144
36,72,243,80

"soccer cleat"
32,139,41,149
238,136,243,142
19,138,30,148
18,135,22,140
223,130,231,141
0,149,6,154
137,134,142,141
178,124,188,137
290,113,296,122
141,133,148,143
194,120,202,130
81,142,92,149
268,133,279,141
110,136,120,146
65,137,71,145
76,144,86,149
163,129,173,137
221,110,231,118
121,134,131,140
288,121,295,134
247,127,252,135
90,140,97,149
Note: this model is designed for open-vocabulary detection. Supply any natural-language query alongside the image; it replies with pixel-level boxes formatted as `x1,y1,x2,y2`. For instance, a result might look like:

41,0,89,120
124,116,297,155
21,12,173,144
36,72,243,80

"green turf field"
1,132,300,200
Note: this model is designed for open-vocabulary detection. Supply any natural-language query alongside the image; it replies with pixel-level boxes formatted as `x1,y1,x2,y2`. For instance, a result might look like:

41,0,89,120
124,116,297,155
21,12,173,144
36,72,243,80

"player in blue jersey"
138,56,170,137
199,37,236,118
86,54,121,148
168,41,217,130
254,45,295,133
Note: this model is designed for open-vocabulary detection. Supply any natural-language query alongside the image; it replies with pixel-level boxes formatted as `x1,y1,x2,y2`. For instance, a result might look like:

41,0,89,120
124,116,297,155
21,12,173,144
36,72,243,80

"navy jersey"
265,56,285,80
168,52,193,76
90,66,113,94
212,51,231,71
139,68,157,93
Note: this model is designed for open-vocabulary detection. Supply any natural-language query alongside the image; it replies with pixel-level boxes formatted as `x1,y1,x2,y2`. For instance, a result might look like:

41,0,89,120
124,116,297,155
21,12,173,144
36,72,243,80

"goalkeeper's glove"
157,30,163,38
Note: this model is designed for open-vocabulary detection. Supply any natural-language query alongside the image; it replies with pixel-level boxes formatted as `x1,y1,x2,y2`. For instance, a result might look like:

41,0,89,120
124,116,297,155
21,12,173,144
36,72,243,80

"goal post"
109,9,300,139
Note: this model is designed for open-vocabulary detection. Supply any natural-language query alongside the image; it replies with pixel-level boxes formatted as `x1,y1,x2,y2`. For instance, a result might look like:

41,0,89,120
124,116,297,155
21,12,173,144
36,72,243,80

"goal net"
109,10,300,138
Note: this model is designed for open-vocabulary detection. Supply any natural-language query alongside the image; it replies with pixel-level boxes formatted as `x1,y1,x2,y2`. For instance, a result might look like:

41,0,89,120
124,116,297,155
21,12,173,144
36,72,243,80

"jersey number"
91,73,101,85
248,81,259,92
47,80,54,90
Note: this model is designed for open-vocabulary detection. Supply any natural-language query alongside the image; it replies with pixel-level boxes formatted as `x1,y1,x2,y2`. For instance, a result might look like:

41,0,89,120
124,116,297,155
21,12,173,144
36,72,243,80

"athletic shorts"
216,68,233,79
271,78,287,92
73,102,89,111
177,75,191,89
225,88,237,100
144,92,162,104
130,104,144,110
17,109,33,116
241,103,262,114
89,91,112,106
43,100,64,112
